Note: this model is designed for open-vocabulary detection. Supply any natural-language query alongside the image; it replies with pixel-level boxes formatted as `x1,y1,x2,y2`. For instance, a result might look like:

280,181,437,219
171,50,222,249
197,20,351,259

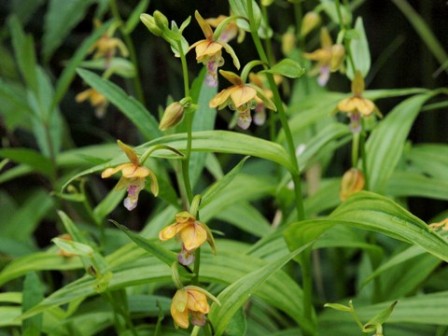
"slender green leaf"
201,156,249,207
263,59,305,78
0,148,54,177
387,171,448,200
8,15,38,92
111,220,177,266
42,0,95,61
52,20,112,108
22,272,44,336
124,0,150,34
366,93,435,192
284,192,448,262
392,0,448,68
77,69,160,141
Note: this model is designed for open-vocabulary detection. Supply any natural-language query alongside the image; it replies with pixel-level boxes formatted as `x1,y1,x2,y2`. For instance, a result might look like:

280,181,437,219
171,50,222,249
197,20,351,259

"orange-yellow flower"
304,27,345,86
101,140,158,211
340,168,365,201
337,71,379,118
89,21,128,61
209,70,276,129
75,88,108,118
171,286,210,329
189,11,240,87
249,72,282,126
56,234,76,258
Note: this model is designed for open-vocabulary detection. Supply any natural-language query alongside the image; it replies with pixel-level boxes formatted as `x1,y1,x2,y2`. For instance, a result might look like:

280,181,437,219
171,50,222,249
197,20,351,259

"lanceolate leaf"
284,192,448,262
366,93,435,193
76,69,160,141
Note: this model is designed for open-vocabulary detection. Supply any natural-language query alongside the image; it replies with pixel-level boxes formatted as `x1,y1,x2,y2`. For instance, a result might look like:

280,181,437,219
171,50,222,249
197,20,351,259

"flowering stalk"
109,0,145,105
246,0,312,332
178,41,194,205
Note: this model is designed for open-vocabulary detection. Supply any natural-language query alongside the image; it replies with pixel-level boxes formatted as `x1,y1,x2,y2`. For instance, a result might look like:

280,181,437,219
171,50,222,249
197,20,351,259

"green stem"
109,0,146,105
178,41,194,204
351,132,360,166
247,1,312,333
360,123,369,190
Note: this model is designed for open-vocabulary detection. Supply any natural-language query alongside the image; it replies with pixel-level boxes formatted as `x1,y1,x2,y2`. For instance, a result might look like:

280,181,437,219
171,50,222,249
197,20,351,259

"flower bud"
340,168,365,201
153,10,169,29
159,102,185,131
300,12,321,37
281,27,296,56
140,14,162,36
330,44,345,72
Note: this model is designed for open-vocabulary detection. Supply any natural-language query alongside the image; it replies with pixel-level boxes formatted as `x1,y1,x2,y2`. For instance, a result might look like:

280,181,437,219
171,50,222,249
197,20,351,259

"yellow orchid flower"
340,168,365,201
75,88,108,118
209,70,276,129
337,71,379,118
249,72,282,126
159,211,213,265
101,140,158,211
89,20,128,61
428,218,448,231
304,27,345,86
189,11,240,87
171,286,210,329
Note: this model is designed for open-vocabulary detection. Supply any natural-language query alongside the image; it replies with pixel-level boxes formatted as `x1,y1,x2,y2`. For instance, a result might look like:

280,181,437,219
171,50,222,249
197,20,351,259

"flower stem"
178,42,194,205
246,1,312,333
109,0,146,105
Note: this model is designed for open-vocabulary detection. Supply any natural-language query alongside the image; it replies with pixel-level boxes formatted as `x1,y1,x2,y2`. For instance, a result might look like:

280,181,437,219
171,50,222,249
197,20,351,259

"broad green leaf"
8,15,38,92
93,190,126,223
0,79,33,129
0,292,22,304
0,148,54,177
208,244,313,336
387,171,448,200
406,144,448,180
42,0,95,61
366,93,435,192
0,307,21,327
77,69,160,141
263,59,305,78
22,272,44,336
201,156,249,207
62,131,295,190
124,0,150,34
111,220,177,267
284,192,448,262
346,18,371,79
52,21,112,109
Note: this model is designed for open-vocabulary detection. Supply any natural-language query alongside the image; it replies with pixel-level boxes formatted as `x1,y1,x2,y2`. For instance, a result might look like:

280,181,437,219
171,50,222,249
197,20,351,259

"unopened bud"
159,102,185,130
340,168,365,201
140,14,162,36
351,71,365,96
154,10,169,29
281,27,296,56
300,12,321,37
330,44,345,71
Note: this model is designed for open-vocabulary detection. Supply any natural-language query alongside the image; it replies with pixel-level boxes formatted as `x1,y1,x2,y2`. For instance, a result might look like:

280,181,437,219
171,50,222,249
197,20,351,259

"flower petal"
171,289,189,329
101,163,130,178
219,70,243,86
117,140,139,166
230,85,257,108
159,222,189,241
180,222,207,251
195,11,213,39
187,289,210,314
195,41,223,61
209,87,233,108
